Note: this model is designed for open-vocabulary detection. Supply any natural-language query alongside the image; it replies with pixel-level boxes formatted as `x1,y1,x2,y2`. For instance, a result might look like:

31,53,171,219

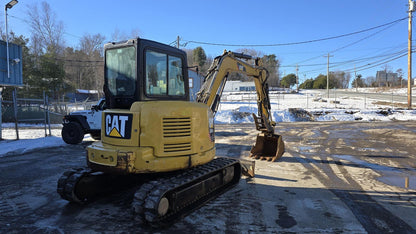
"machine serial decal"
105,113,133,139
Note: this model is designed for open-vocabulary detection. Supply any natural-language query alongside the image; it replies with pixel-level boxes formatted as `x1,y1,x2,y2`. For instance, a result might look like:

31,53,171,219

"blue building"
0,40,23,139
0,40,22,86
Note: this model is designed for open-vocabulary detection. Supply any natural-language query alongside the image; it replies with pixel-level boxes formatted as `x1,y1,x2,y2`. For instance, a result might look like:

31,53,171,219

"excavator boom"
196,51,285,161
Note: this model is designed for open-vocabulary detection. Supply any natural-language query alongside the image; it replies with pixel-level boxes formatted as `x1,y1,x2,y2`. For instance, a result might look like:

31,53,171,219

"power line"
330,21,399,54
291,18,404,66
281,48,410,68
9,14,83,39
287,41,412,74
63,64,103,67
300,50,410,75
330,49,408,69
56,58,103,63
183,17,408,47
277,42,415,55
344,52,409,73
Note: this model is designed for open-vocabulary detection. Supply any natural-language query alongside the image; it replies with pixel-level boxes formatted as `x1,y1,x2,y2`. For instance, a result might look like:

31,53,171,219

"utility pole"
2,0,19,140
408,0,414,109
296,64,299,92
177,36,180,49
323,53,333,98
5,0,18,79
355,65,357,92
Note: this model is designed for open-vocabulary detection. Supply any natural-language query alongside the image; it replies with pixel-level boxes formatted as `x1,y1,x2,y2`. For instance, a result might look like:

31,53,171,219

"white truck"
61,98,105,144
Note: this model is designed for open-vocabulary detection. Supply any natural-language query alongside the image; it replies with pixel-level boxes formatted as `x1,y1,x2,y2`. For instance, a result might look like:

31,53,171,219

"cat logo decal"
105,113,132,139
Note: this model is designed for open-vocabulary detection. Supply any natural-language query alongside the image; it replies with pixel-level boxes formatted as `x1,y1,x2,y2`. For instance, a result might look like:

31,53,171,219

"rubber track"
132,157,241,227
57,168,90,204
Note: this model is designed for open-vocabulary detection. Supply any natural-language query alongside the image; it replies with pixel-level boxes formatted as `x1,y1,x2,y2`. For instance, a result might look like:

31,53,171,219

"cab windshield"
105,46,136,96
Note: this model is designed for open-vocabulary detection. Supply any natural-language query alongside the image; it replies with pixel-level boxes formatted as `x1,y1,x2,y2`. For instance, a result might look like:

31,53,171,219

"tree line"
185,47,281,87
1,2,107,101
281,67,405,90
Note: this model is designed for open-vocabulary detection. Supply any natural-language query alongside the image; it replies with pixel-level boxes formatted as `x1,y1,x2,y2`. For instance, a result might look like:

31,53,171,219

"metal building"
376,71,398,87
0,40,22,85
0,40,23,140
223,81,255,92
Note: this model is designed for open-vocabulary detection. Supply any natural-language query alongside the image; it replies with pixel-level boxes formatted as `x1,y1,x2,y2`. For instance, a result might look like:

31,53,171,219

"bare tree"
26,1,65,56
80,33,105,56
111,28,141,42
184,49,194,67
228,48,267,83
236,48,264,58
80,34,105,92
64,33,105,92
333,71,351,89
365,76,377,87
396,68,404,87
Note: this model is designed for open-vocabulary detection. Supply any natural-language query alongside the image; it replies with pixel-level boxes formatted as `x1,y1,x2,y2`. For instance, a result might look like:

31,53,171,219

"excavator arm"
196,51,285,162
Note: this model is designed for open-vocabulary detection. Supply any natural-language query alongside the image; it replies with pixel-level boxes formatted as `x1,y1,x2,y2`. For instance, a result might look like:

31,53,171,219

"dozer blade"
250,133,285,162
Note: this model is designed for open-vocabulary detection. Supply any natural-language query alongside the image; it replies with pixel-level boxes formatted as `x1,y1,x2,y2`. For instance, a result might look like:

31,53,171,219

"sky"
2,0,415,85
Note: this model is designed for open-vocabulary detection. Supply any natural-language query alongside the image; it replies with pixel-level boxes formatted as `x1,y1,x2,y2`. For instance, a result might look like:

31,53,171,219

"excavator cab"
103,39,189,110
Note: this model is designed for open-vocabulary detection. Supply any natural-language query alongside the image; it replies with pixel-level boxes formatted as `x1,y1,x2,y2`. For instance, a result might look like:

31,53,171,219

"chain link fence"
1,89,101,139
221,90,415,110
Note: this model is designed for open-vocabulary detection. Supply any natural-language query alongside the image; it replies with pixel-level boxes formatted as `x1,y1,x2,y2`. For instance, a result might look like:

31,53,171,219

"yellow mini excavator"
57,38,284,226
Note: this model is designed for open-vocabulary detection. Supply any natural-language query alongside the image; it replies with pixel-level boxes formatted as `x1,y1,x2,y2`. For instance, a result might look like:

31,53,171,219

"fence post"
12,88,19,140
44,91,47,137
47,95,51,136
277,93,280,110
0,87,2,140
364,93,367,109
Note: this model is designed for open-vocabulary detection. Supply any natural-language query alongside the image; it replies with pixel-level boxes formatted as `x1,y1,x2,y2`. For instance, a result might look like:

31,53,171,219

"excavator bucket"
250,133,285,162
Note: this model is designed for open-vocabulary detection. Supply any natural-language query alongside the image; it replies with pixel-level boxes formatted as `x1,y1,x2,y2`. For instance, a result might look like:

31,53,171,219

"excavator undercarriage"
57,157,243,226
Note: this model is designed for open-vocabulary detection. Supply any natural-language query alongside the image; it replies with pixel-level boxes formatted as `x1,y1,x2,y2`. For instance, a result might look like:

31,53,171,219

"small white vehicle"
61,98,106,144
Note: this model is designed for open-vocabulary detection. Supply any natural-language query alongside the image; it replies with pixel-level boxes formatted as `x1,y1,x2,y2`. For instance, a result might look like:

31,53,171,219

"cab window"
105,46,136,96
145,50,185,97
168,56,184,96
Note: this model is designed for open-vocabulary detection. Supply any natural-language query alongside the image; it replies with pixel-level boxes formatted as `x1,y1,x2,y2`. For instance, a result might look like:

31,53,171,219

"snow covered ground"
216,88,416,123
1,88,416,157
0,124,94,158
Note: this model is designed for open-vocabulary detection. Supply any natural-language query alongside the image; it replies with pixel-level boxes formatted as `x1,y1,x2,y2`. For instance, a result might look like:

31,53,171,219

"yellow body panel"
87,101,215,173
